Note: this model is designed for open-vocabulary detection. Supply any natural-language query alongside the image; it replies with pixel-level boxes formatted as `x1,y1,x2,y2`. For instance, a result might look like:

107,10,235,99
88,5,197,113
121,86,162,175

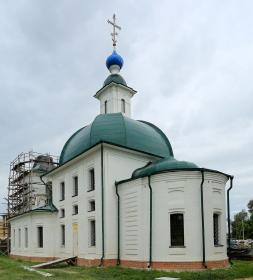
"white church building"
9,17,234,270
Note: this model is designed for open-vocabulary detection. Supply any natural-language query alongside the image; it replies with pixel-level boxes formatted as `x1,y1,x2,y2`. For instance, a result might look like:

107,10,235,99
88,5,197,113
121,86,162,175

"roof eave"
7,207,58,221
116,167,233,186
94,82,137,99
43,141,163,178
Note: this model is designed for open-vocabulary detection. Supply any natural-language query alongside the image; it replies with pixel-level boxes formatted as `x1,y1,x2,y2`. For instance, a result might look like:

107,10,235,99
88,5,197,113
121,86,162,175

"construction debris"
155,278,180,280
31,256,77,269
22,266,52,277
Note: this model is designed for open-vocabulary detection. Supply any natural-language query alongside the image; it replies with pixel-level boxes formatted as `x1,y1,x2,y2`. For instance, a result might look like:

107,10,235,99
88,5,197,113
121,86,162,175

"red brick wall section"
206,259,229,269
10,254,229,270
120,259,229,270
77,258,117,267
77,258,100,267
10,254,56,263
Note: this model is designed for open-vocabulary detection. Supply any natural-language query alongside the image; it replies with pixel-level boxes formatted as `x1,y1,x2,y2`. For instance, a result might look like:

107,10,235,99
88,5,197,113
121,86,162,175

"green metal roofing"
103,74,127,87
59,113,174,165
132,157,199,179
31,204,58,213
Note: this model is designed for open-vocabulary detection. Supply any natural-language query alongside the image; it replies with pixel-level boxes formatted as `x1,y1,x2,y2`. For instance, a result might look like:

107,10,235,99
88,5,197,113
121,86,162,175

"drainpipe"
227,176,233,263
100,144,105,266
115,182,120,265
200,170,207,268
148,176,153,268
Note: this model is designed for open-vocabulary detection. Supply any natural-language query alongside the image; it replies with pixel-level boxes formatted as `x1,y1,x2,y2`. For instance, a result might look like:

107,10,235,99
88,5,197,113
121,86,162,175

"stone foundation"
10,254,229,270
120,259,229,269
77,258,117,267
10,254,56,263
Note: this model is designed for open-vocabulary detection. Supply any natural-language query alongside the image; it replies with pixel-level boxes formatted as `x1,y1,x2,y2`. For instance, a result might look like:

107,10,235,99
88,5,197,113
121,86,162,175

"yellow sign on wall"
72,223,78,232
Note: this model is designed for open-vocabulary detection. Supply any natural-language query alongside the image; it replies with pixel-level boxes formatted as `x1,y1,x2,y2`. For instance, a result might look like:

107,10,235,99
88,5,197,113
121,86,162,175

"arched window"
121,99,126,113
104,101,107,114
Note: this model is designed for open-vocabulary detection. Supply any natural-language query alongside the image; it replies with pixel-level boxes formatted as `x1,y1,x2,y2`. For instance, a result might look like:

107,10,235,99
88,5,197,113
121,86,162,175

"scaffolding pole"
7,151,58,218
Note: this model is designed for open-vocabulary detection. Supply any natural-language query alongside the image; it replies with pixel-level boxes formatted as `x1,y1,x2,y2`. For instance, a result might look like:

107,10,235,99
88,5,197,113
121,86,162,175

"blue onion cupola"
106,50,124,74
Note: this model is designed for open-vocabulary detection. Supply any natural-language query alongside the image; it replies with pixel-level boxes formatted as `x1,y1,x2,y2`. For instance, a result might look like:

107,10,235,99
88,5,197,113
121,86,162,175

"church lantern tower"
94,14,136,118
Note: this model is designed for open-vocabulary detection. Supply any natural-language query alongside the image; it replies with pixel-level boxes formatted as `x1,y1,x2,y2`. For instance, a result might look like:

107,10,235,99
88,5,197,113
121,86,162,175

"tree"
231,199,253,240
232,210,248,240
247,200,253,214
247,199,253,239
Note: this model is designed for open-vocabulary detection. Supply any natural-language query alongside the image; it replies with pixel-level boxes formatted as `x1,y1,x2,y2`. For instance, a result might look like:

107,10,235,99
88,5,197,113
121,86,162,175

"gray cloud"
0,0,252,217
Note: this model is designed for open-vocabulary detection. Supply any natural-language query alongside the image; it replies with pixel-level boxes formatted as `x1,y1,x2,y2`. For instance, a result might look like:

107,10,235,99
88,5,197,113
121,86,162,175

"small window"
89,220,96,246
73,176,78,197
61,225,65,247
37,226,43,248
73,205,78,215
13,229,16,247
88,200,95,212
60,182,65,201
105,100,107,114
121,99,126,113
24,227,28,248
170,213,184,247
88,168,95,191
213,213,220,245
60,208,65,218
18,228,21,248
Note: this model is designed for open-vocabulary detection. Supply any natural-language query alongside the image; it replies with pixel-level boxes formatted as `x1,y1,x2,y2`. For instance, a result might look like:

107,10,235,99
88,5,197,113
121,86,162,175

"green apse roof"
132,157,199,179
31,204,58,213
59,113,174,165
103,74,127,87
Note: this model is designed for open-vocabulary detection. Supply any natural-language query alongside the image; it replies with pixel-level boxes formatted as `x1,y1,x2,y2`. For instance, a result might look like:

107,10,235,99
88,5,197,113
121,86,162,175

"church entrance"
72,223,78,256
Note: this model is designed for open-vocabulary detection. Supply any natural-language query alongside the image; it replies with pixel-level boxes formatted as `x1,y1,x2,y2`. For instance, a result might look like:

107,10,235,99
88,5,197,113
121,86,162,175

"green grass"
0,256,252,280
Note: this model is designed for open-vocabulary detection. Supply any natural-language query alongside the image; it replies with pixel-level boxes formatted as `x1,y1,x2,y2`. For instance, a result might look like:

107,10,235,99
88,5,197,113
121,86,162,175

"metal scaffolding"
0,215,9,255
7,151,58,218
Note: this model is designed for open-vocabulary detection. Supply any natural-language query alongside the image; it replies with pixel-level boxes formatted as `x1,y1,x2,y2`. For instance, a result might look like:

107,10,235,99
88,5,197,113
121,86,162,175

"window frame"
88,168,95,192
88,200,96,212
18,228,21,248
73,204,78,216
37,226,43,248
121,99,126,113
24,227,28,248
89,219,96,247
59,181,65,201
170,213,185,248
60,224,65,247
60,208,65,218
213,212,222,246
13,229,16,248
72,176,78,197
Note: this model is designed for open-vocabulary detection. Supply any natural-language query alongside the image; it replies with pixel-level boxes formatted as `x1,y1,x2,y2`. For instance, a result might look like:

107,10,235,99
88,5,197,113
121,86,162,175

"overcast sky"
0,0,252,216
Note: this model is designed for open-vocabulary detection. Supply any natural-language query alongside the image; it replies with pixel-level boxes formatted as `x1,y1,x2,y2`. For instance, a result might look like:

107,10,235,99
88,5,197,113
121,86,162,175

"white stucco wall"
10,143,229,265
119,178,149,262
10,212,57,257
204,172,228,261
50,147,102,260
103,146,156,260
97,84,134,117
118,171,229,263
47,144,155,260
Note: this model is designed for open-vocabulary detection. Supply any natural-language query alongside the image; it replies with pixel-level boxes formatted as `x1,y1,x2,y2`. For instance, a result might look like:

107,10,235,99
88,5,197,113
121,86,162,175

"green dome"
132,157,199,179
103,74,127,87
59,113,174,165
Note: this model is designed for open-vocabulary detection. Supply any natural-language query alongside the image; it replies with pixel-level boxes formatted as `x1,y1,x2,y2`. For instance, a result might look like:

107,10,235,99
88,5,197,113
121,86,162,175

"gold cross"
107,14,121,50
